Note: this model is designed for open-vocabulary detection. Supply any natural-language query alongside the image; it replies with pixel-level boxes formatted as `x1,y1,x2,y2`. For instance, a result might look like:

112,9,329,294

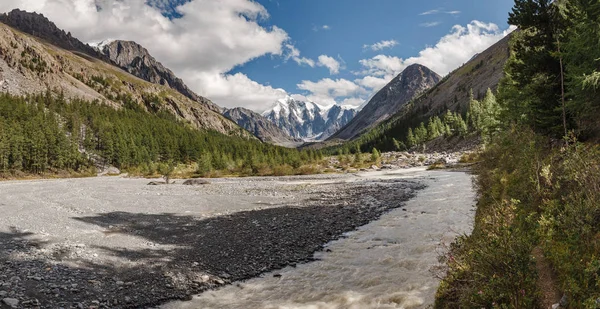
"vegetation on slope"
0,92,325,178
327,88,500,155
435,0,600,307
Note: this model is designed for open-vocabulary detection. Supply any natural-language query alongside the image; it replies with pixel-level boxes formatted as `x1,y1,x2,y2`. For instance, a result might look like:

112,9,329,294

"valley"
1,0,598,308
0,168,475,309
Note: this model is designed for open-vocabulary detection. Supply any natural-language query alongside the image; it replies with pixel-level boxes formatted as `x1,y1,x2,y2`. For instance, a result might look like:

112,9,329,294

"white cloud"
339,97,364,108
363,39,398,51
419,9,461,15
419,9,441,15
312,24,331,32
359,21,516,79
0,0,291,110
184,72,288,111
317,55,341,75
296,78,366,106
420,21,442,28
355,75,389,90
284,44,315,67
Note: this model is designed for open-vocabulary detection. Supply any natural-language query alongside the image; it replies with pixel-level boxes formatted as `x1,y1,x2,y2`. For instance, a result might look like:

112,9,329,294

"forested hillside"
0,92,322,178
435,0,600,308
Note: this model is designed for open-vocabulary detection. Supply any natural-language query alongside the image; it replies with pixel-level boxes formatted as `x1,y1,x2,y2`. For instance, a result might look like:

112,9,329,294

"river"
163,169,475,309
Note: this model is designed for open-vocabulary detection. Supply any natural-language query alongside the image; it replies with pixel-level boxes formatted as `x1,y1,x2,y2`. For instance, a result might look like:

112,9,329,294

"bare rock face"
224,107,301,146
329,64,441,141
0,11,249,138
100,40,222,113
0,9,109,62
262,96,358,141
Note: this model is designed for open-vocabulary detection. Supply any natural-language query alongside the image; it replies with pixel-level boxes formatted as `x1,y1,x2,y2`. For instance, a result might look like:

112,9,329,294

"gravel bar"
0,171,426,308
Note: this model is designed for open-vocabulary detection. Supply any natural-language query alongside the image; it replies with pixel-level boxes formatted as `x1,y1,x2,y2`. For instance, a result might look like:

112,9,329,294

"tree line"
0,92,324,176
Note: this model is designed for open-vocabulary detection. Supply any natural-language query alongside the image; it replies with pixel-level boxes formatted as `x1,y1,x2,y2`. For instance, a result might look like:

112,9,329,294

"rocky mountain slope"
97,40,222,113
0,9,110,62
406,35,511,117
0,10,248,137
329,64,441,141
223,107,301,146
262,96,358,141
331,34,512,152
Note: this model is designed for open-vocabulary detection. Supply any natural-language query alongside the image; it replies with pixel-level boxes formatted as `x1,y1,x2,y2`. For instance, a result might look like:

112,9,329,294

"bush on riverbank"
435,127,600,308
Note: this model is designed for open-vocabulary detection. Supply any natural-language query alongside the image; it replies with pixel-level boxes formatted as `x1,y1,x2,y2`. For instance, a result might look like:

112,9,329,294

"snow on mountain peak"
261,96,358,140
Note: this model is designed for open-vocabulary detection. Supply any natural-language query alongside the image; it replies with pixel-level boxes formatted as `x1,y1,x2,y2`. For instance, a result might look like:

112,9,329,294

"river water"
163,169,475,309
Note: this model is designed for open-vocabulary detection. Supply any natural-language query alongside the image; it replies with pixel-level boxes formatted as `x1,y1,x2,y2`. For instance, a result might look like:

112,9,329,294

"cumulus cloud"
359,21,516,79
317,55,341,75
363,39,398,51
339,97,364,108
0,0,292,109
355,75,389,90
296,78,366,107
297,21,514,109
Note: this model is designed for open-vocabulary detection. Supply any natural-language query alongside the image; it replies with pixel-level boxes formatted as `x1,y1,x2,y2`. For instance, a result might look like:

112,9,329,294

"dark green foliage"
0,92,319,177
501,0,567,136
562,0,600,137
437,1,600,307
0,94,89,174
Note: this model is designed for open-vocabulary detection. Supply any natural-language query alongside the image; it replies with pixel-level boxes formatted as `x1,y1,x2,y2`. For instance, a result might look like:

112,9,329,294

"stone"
183,179,210,186
2,298,19,308
0,291,6,297
559,294,568,307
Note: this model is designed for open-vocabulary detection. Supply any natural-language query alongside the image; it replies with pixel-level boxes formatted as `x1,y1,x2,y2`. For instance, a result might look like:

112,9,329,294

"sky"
0,0,516,112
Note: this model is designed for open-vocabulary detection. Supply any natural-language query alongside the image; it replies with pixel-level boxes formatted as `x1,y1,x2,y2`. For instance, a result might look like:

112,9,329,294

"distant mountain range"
261,96,358,141
223,107,302,147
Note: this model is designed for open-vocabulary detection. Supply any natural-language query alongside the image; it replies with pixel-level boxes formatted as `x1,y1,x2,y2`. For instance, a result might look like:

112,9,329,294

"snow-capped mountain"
262,96,358,140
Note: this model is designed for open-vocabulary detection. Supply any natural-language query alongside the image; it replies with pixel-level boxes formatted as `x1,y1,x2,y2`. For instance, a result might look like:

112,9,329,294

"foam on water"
163,170,475,309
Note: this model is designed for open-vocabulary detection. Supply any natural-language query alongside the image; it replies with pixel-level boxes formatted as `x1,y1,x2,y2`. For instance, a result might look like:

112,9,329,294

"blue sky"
1,0,516,111
231,0,514,102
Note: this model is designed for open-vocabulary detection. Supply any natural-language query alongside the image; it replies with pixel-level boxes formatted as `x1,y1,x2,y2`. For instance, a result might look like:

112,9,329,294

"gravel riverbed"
0,170,426,308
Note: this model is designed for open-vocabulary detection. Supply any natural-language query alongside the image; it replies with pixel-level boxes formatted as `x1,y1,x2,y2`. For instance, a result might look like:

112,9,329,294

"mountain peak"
262,97,357,140
98,39,222,113
328,63,441,140
0,9,109,62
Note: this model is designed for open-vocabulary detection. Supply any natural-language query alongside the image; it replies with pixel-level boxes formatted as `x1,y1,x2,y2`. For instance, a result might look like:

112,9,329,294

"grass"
435,127,600,308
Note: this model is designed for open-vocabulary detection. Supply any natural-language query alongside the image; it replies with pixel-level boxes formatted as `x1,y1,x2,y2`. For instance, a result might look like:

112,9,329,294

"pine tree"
502,0,566,135
371,148,381,163
406,128,416,148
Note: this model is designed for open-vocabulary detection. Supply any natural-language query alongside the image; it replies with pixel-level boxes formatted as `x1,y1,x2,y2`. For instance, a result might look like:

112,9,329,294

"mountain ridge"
328,64,441,141
223,107,302,147
0,10,250,138
261,96,358,141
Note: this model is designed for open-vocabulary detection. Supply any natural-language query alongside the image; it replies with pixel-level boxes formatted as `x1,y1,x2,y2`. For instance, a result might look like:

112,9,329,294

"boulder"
182,179,210,186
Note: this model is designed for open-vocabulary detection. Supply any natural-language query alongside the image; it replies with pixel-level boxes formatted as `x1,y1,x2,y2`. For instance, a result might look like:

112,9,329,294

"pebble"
2,298,19,308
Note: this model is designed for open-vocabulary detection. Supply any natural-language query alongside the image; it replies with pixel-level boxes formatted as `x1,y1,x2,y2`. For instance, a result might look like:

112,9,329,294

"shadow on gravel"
0,179,423,308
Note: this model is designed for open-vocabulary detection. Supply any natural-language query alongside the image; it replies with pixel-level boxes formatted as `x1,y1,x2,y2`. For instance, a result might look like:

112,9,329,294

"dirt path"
533,246,562,309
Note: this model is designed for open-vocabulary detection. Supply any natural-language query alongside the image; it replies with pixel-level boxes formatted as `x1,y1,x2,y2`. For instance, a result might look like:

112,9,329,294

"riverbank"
0,169,427,308
164,169,476,309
